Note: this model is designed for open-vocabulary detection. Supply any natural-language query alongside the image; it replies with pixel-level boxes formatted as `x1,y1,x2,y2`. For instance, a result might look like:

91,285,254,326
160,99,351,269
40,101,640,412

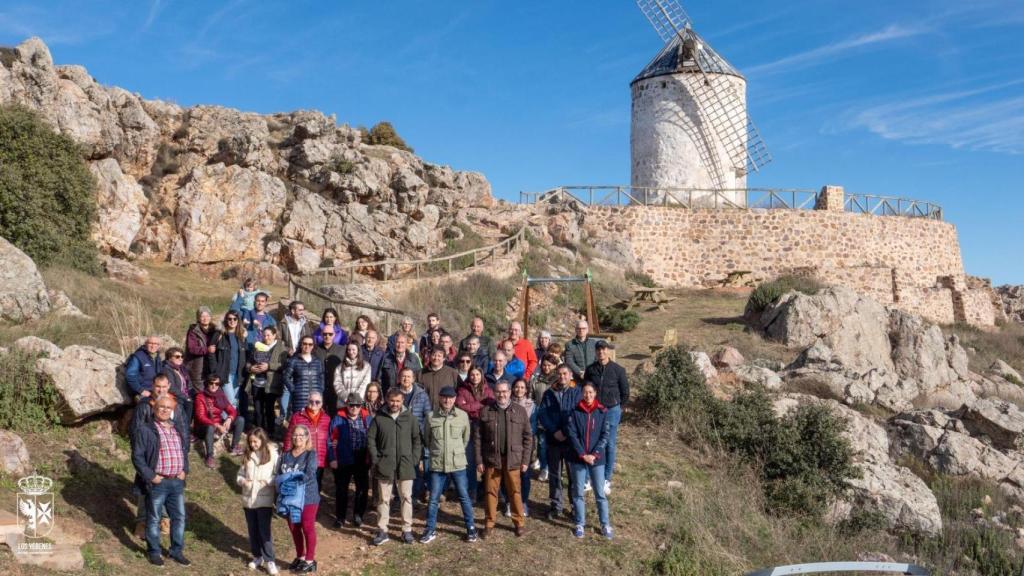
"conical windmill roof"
631,27,743,84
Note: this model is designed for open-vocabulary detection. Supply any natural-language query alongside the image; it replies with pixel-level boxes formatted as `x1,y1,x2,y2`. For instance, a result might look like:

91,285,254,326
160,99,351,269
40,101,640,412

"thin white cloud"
746,24,926,76
142,0,163,31
846,80,1024,154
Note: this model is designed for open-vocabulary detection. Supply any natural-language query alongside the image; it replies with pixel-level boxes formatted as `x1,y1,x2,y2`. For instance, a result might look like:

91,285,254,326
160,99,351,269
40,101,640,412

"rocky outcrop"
0,430,31,476
0,236,51,323
0,37,497,273
995,285,1023,324
774,394,942,535
760,287,975,411
35,345,131,424
101,255,150,284
13,336,62,359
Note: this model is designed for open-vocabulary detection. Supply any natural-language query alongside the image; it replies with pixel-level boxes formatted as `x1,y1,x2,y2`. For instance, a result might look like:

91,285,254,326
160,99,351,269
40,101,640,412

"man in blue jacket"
126,336,164,400
539,364,581,519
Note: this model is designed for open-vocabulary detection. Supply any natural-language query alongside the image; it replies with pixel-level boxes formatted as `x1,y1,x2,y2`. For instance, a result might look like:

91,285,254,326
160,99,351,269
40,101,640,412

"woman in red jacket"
284,390,331,492
194,376,244,467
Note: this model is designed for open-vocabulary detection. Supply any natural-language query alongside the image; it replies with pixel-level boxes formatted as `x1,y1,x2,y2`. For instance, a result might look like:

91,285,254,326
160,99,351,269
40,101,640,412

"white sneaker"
583,480,592,493
247,557,262,570
531,459,541,471
604,480,612,496
266,561,280,575
538,469,549,482
504,503,511,517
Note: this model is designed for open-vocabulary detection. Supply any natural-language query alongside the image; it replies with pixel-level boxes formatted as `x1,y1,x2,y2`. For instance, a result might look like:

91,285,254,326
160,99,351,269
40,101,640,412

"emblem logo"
17,474,55,539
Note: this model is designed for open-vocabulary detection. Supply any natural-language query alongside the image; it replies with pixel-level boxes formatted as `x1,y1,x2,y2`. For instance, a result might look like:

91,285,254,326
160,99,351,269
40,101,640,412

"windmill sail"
635,0,691,43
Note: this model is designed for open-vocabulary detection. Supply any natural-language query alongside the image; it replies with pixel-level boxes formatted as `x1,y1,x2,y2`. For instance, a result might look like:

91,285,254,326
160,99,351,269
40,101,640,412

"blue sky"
1,0,1021,283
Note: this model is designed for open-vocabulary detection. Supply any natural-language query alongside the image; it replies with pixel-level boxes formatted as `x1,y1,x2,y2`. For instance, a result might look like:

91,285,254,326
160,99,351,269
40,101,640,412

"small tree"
366,121,413,152
0,105,100,273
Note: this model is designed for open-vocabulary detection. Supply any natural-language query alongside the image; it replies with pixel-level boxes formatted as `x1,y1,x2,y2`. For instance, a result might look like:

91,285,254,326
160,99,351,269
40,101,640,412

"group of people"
129,278,629,573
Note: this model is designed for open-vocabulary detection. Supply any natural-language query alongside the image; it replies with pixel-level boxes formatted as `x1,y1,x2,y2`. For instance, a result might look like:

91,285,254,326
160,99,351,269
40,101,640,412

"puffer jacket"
334,357,371,401
539,385,581,444
455,381,494,421
425,407,471,473
567,399,611,463
401,384,432,435
194,387,237,427
282,354,325,414
125,346,163,396
284,408,331,468
237,445,279,509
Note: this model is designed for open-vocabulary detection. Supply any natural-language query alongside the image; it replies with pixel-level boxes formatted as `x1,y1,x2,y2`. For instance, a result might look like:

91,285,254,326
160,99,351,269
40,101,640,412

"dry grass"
0,262,288,351
949,321,1024,377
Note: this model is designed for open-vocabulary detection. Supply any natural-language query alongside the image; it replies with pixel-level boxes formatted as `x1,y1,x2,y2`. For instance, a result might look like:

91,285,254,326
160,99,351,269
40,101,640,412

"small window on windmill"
661,81,667,88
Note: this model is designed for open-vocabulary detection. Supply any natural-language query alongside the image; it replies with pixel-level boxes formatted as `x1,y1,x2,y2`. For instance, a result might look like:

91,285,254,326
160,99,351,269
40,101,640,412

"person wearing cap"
582,340,628,497
328,392,373,528
419,386,477,543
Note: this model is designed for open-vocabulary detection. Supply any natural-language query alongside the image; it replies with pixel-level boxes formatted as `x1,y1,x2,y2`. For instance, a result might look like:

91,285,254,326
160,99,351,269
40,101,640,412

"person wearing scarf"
567,382,613,541
284,391,331,492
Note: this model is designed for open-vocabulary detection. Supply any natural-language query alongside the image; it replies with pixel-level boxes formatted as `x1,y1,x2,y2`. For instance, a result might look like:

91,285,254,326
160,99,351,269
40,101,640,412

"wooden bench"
628,286,675,311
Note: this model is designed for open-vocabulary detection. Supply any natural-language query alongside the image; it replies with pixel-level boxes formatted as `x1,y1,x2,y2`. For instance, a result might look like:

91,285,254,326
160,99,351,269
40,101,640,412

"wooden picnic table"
627,286,674,311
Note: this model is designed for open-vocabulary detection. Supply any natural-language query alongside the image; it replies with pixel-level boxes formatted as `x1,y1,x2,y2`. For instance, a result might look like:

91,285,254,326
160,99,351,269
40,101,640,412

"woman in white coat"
237,428,280,574
334,342,371,402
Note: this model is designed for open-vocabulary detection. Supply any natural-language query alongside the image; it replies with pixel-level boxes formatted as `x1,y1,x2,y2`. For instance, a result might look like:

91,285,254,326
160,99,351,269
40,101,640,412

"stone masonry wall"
583,204,996,326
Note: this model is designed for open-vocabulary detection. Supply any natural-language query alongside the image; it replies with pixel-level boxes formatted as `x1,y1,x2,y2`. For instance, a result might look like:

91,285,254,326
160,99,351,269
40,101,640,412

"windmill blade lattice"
688,71,772,173
635,0,691,42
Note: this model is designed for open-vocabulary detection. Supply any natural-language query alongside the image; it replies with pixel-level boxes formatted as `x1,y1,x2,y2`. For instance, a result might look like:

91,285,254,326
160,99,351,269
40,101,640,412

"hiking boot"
371,531,389,546
289,558,304,570
573,525,585,539
514,525,525,537
205,456,216,469
159,518,170,535
602,525,614,540
479,528,491,540
418,531,436,544
169,553,191,566
148,555,164,566
402,531,415,544
466,529,478,543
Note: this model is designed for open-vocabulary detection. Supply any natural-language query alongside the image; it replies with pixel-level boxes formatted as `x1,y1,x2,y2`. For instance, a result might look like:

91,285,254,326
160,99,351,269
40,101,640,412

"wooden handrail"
305,225,527,275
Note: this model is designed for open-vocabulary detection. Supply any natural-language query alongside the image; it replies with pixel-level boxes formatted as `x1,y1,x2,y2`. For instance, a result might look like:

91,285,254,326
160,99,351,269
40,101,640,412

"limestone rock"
36,345,131,423
996,285,1024,323
101,255,150,284
688,351,718,383
989,360,1023,384
0,430,31,476
172,164,287,265
46,289,88,319
0,236,51,322
712,346,745,369
13,336,62,359
760,287,894,375
957,398,1024,451
733,364,782,391
889,310,959,397
89,158,147,255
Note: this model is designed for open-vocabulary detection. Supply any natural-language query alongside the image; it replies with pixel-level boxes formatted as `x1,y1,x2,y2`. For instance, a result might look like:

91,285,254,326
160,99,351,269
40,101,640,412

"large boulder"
733,364,782,391
89,158,147,256
989,360,1023,384
13,336,62,359
171,164,287,265
957,398,1024,451
0,430,31,476
35,345,131,424
774,394,942,535
996,285,1024,324
101,255,150,284
0,236,51,323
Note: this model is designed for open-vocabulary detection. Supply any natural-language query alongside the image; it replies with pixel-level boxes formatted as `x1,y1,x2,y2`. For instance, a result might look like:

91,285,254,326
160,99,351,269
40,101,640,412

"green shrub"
0,105,100,273
638,347,857,518
332,158,356,174
0,349,61,432
598,306,640,332
626,269,657,288
365,121,413,152
746,274,825,315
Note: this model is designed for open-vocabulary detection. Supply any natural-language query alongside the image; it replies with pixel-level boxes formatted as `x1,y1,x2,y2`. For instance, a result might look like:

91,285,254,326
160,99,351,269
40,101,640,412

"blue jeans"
223,373,239,408
413,448,430,500
537,432,548,472
605,404,622,482
571,462,609,529
146,478,186,558
546,440,576,512
425,469,475,534
280,388,291,416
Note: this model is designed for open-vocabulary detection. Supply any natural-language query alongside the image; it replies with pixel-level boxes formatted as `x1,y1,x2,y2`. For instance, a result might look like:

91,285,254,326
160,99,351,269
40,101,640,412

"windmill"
630,0,771,205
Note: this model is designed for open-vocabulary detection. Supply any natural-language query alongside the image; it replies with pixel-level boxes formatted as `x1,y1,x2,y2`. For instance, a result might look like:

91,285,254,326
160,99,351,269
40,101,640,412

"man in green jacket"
420,386,477,544
564,319,602,382
368,388,422,546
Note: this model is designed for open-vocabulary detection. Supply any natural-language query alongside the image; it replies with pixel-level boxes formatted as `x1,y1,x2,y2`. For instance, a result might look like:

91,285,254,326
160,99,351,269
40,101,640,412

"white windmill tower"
630,0,771,206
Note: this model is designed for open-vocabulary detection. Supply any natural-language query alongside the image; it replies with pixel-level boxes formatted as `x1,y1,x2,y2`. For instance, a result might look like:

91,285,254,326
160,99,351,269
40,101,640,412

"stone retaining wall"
583,188,997,326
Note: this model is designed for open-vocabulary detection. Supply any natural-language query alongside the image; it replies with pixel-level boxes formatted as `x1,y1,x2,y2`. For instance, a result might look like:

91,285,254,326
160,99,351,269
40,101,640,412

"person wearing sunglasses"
162,346,194,426
212,313,248,413
282,336,325,418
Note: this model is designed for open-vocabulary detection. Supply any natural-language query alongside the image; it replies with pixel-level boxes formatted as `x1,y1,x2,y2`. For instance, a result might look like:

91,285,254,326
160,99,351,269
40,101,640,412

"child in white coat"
237,428,280,574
